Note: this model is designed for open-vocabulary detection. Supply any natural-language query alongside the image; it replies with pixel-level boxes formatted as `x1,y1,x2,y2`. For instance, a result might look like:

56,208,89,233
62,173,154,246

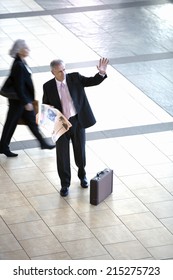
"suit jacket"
10,55,35,105
43,72,107,128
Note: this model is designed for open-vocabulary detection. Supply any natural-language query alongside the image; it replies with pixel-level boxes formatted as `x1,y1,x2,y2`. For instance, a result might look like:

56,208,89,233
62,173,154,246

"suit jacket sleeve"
77,72,107,87
66,72,107,128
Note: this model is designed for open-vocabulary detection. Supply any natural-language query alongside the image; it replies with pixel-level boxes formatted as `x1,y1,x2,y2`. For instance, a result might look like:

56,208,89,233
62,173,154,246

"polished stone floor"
0,0,173,260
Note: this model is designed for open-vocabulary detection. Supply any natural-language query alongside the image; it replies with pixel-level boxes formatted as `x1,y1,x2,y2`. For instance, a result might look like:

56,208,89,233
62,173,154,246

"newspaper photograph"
38,104,72,142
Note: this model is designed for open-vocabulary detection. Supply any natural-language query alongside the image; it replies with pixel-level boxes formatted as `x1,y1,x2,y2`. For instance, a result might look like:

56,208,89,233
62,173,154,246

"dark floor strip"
0,60,100,77
86,122,173,141
0,0,170,19
9,122,173,151
111,52,173,65
1,51,173,78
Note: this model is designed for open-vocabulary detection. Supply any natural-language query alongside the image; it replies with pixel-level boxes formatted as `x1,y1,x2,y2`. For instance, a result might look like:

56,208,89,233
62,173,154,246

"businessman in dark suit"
43,58,109,196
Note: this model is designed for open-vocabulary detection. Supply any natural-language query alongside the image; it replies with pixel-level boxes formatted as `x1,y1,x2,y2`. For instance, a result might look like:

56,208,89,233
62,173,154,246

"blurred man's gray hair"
9,39,28,58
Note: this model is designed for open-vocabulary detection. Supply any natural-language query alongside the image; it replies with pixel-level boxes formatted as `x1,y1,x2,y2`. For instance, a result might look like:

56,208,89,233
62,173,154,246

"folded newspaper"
38,104,72,143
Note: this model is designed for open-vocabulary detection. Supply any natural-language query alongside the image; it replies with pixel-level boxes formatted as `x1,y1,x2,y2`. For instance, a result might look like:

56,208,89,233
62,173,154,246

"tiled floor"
0,0,173,260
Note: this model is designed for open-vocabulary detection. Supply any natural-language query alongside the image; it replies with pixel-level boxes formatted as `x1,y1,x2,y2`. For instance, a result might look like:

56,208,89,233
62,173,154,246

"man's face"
52,63,66,82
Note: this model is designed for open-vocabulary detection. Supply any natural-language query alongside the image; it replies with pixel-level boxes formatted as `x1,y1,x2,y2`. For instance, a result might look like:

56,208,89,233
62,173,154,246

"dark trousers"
0,99,47,152
56,115,86,188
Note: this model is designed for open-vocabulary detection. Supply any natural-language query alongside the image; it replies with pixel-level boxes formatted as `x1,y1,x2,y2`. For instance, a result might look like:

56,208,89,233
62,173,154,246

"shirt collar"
55,77,66,87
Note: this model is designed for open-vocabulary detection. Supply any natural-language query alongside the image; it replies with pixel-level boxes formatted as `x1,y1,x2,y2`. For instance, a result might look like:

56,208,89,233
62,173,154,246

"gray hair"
50,59,65,70
9,39,28,58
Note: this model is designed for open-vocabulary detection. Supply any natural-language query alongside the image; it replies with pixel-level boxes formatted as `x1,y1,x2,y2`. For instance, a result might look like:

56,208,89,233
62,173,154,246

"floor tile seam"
0,0,170,19
103,238,153,249
0,219,30,257
101,211,165,244
16,233,67,258
0,196,42,226
45,196,104,253
138,240,173,248
117,212,169,231
62,197,99,233
0,164,27,193
0,177,66,249
96,235,137,247
122,189,173,205
134,199,173,230
77,253,112,260
132,226,173,241
13,230,60,242
105,240,155,260
74,232,117,259
0,244,28,256
108,194,151,212
53,234,102,245
100,244,115,260
145,198,173,208
2,214,42,226
28,218,72,256
0,248,29,259
143,131,173,163
48,220,84,228
132,235,173,257
0,215,22,243
21,149,60,195
89,222,137,233
117,177,173,202
143,137,173,166
30,252,70,260
13,224,68,254
116,152,173,199
110,163,173,218
128,185,173,202
159,220,173,236
61,198,115,258
4,218,42,229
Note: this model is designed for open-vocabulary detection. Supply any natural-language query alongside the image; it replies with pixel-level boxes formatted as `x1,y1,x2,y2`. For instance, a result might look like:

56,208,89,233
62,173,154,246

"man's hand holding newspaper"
38,104,72,143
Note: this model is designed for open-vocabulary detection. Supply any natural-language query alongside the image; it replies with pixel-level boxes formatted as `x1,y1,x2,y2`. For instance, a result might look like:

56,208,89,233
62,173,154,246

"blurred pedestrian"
0,39,55,157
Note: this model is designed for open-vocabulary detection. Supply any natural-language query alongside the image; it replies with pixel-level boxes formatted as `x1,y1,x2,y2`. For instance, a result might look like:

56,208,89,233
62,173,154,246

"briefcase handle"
96,171,104,178
96,168,110,179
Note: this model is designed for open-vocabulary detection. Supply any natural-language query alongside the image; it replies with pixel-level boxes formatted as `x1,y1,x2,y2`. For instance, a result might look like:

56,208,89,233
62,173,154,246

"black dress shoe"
80,177,89,188
41,143,55,150
60,187,69,197
0,150,18,157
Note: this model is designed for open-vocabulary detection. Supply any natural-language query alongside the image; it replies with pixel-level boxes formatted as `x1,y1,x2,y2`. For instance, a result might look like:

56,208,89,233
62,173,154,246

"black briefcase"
90,168,113,205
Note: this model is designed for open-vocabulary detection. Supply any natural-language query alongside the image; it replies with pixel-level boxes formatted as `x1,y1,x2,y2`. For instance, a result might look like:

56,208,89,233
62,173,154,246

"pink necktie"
60,82,71,119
